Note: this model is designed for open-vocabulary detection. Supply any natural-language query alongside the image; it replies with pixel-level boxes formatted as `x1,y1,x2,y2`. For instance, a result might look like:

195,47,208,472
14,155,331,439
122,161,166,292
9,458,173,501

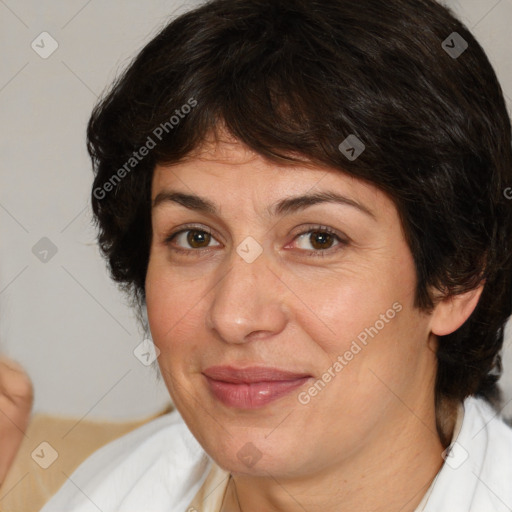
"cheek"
287,268,423,416
286,265,414,359
308,296,429,422
145,262,205,360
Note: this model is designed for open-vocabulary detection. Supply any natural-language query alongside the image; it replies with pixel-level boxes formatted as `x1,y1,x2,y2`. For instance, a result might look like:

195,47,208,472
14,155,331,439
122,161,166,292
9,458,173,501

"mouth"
202,366,312,409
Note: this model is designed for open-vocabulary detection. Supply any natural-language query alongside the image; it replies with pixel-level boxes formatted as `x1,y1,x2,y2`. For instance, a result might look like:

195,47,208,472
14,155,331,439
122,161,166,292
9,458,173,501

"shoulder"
463,395,512,455
40,409,212,512
465,396,512,504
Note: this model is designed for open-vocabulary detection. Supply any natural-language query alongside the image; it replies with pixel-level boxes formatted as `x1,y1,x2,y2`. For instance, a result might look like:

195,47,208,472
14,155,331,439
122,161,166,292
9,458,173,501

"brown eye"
186,230,211,248
293,227,345,254
165,226,221,253
308,231,336,250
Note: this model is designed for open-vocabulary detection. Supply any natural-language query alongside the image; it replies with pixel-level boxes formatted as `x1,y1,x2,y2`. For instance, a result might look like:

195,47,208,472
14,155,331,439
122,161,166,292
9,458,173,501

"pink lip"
202,366,312,409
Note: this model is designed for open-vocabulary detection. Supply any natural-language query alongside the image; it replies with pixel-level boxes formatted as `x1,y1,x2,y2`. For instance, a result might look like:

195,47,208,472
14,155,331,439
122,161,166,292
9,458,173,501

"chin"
199,430,308,478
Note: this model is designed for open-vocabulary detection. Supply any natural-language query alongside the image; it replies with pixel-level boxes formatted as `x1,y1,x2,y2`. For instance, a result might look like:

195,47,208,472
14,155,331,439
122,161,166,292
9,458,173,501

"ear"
430,284,484,336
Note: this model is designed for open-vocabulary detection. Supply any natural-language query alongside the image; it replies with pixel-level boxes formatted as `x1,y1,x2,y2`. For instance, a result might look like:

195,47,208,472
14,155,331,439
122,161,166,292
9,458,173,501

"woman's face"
145,136,438,478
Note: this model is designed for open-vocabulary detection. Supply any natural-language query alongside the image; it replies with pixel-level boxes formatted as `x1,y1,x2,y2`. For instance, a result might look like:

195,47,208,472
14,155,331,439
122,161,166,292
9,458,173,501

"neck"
435,395,459,448
222,397,457,512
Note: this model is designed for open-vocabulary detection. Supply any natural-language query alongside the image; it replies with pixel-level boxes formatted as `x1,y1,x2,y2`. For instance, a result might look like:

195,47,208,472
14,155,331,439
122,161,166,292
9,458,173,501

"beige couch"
0,407,171,512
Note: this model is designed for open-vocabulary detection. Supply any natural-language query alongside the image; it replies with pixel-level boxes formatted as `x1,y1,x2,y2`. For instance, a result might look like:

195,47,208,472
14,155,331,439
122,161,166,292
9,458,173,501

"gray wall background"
0,0,511,420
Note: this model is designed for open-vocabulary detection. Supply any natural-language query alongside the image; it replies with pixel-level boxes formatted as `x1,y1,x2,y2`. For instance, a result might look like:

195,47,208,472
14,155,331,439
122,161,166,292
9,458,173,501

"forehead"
185,131,260,164
151,136,395,224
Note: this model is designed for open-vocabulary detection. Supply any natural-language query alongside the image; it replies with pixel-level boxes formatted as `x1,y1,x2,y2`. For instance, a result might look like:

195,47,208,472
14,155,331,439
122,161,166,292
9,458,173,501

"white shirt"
39,396,512,512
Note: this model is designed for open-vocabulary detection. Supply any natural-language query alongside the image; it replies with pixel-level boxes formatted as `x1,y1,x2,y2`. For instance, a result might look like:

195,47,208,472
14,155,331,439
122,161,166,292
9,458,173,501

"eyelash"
163,224,348,258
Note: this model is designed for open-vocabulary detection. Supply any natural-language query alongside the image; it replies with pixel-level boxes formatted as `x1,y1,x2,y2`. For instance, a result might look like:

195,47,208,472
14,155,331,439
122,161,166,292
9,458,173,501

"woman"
41,0,512,510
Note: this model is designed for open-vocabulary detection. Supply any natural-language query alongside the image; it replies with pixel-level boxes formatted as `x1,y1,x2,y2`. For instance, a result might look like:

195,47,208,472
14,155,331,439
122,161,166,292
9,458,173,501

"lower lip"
204,376,311,409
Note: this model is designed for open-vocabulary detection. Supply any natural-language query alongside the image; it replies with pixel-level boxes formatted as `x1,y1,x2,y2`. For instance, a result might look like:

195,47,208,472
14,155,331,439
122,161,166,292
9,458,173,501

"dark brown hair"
87,0,512,435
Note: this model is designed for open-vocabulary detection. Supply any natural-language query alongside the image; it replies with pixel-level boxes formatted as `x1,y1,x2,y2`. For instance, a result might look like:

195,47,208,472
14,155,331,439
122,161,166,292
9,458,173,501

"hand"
0,357,33,485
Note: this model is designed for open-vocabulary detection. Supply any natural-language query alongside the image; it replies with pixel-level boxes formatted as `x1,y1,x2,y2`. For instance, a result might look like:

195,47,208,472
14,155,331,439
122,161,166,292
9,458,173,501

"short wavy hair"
87,0,512,435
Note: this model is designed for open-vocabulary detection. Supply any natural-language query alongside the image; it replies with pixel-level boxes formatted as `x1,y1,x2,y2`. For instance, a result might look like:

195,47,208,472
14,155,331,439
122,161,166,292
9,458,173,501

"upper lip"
202,366,312,384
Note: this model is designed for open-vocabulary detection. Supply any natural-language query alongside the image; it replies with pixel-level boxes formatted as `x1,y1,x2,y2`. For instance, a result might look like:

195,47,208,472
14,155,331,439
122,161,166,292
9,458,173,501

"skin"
0,357,33,486
145,132,482,512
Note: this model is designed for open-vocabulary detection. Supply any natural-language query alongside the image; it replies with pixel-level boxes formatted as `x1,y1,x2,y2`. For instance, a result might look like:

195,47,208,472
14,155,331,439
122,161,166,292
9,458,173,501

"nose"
205,247,289,344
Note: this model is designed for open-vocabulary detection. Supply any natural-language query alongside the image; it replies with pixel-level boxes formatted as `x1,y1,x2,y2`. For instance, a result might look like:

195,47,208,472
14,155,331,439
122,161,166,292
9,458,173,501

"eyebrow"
152,190,376,219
